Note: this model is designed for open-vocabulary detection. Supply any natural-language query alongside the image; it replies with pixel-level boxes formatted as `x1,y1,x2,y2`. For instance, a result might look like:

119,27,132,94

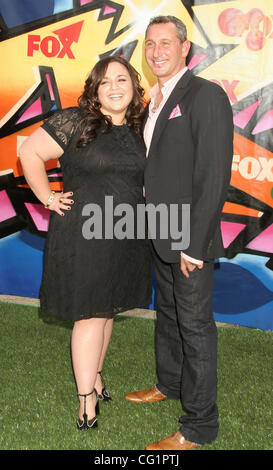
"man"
125,16,234,450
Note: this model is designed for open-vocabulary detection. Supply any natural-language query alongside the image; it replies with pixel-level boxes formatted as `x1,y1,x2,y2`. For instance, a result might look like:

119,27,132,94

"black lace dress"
39,107,152,321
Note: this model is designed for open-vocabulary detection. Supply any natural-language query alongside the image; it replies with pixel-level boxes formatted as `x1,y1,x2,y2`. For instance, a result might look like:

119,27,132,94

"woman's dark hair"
76,56,145,148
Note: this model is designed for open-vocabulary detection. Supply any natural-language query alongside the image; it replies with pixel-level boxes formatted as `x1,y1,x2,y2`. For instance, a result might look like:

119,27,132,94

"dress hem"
39,298,152,322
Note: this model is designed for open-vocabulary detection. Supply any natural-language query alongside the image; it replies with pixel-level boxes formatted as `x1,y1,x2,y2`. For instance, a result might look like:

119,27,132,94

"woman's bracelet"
44,191,55,208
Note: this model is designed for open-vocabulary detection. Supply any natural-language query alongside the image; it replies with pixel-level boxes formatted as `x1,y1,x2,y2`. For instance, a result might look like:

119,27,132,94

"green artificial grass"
0,301,272,450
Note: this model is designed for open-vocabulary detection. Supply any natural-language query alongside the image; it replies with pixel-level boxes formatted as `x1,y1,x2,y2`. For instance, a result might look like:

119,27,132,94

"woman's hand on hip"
49,191,74,216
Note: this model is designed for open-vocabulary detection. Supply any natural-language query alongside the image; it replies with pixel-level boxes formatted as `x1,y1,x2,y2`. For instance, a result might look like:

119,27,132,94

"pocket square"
168,104,182,120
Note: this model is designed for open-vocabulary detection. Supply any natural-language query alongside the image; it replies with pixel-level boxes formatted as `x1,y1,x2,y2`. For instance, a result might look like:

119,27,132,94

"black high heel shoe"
76,390,99,430
95,371,112,402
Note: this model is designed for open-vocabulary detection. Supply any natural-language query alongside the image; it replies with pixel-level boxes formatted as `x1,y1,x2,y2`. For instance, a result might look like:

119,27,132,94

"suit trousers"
152,245,219,445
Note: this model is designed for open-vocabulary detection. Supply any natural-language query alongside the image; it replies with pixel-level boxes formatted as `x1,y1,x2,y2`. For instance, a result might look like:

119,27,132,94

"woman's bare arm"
19,127,73,215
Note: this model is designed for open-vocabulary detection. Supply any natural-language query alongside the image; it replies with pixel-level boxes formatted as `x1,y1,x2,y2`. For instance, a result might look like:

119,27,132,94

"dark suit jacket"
144,69,234,263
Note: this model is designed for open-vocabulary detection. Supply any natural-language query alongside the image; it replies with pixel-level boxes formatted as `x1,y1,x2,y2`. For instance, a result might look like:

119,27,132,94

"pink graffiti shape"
218,8,248,37
252,109,273,134
80,0,94,4
246,223,273,253
187,54,208,70
233,100,261,129
45,73,55,100
24,203,50,231
0,190,16,222
48,172,63,177
221,221,246,248
16,98,42,124
104,5,116,15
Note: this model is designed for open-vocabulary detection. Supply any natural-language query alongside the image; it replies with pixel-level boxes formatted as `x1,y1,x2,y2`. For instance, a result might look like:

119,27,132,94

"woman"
19,57,152,430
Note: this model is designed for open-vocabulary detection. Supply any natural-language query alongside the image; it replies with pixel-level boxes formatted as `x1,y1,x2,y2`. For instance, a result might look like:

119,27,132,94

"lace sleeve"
41,107,81,150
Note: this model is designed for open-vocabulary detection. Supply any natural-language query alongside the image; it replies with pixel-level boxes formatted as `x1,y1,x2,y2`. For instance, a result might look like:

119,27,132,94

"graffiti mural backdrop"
0,0,273,329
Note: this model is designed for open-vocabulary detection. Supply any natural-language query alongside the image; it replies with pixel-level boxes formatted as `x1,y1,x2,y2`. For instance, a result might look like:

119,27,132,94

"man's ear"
182,40,191,59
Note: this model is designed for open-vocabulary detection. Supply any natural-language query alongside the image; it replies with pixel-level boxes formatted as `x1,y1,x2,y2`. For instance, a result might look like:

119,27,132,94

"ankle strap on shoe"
78,391,94,398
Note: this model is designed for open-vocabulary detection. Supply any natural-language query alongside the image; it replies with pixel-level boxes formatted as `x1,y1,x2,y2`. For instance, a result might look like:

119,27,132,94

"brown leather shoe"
125,386,167,403
146,431,200,450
